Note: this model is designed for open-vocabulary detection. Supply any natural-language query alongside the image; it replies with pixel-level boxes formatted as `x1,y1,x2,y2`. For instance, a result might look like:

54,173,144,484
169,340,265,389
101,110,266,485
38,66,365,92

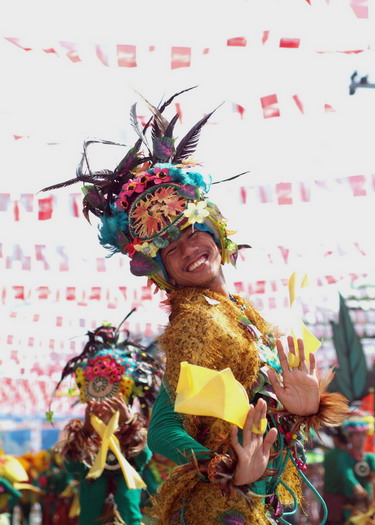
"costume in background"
36,450,78,525
324,409,375,525
0,454,34,525
41,88,349,524
53,322,162,525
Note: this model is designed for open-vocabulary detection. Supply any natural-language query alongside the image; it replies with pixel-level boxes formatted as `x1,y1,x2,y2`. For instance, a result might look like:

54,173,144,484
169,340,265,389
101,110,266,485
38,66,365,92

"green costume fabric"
148,383,210,465
323,448,375,523
0,478,22,512
323,447,347,494
323,447,347,523
338,450,375,499
65,446,152,525
148,380,274,498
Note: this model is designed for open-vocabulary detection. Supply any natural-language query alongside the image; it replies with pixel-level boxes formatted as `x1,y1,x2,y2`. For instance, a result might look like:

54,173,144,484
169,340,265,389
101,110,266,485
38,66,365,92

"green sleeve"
133,445,153,474
0,478,22,501
338,453,363,497
63,459,88,477
147,382,210,465
367,452,375,471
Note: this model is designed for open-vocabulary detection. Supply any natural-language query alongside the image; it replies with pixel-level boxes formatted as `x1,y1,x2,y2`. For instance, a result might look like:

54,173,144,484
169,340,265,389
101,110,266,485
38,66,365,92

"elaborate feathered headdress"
41,87,245,290
52,312,163,419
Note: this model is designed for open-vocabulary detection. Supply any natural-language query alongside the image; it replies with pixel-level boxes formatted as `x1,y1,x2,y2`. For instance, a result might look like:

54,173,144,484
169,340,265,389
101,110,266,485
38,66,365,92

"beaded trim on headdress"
41,87,246,291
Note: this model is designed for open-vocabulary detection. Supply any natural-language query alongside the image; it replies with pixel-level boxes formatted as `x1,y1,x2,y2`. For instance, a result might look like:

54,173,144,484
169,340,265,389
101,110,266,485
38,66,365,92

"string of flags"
0,271,368,309
3,21,370,70
239,174,375,205
5,92,336,138
0,174,373,223
0,240,369,273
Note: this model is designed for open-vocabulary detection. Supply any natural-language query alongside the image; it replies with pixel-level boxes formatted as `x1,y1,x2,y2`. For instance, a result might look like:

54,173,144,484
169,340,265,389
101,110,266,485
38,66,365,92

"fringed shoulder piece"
116,413,148,458
57,419,101,467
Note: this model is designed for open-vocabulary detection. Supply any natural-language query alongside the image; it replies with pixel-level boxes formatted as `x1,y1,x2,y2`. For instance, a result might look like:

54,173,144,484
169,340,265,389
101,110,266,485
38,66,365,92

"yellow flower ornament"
184,201,209,225
133,242,159,258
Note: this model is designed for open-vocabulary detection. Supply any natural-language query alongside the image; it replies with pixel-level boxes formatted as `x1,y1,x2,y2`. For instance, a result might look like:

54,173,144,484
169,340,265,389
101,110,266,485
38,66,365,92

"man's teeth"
187,256,206,271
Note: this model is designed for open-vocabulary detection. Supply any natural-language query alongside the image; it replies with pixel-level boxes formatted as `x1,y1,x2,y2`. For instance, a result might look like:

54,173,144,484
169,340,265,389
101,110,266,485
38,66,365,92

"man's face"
160,226,222,288
347,431,366,451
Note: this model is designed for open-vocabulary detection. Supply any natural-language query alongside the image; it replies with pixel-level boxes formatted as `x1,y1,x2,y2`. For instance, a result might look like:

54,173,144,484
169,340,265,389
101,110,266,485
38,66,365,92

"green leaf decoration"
82,185,106,210
130,252,161,276
116,230,131,250
177,184,200,201
153,236,169,249
153,137,176,161
168,226,181,241
45,411,54,423
328,294,368,402
115,140,142,177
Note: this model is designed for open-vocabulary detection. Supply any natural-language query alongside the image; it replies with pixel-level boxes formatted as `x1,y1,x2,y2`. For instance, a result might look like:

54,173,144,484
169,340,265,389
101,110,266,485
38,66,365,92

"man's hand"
268,336,320,416
231,398,277,486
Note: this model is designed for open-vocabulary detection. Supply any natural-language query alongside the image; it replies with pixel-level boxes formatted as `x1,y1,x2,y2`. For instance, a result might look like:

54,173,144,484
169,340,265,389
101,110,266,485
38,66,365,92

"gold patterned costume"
148,287,304,524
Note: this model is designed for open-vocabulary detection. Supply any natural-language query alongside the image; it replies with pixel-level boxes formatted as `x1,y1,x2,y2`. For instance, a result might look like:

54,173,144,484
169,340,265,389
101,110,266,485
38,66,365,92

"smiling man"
160,227,226,294
41,89,348,525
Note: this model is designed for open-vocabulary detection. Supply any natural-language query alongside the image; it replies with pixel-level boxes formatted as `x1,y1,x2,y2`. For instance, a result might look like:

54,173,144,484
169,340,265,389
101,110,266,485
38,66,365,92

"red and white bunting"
239,174,375,205
0,376,84,416
0,241,370,274
0,175,373,225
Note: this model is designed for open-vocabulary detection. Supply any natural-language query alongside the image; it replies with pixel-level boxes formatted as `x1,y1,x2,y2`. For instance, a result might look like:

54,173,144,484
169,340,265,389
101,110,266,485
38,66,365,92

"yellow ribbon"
344,505,375,525
288,272,321,367
87,411,146,489
174,362,266,432
13,482,42,493
68,491,81,518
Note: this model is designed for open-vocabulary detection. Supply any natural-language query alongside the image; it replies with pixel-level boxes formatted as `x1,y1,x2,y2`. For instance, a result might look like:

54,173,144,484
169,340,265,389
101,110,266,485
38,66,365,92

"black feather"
211,171,250,185
151,120,162,142
129,104,151,153
143,86,197,137
165,113,179,138
134,90,169,135
173,103,223,162
158,85,198,114
77,139,128,178
114,138,143,177
39,174,112,193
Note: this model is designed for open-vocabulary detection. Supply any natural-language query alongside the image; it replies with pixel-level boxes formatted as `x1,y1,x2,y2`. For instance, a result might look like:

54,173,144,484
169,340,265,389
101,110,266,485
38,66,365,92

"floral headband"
342,408,373,435
51,317,163,419
41,87,245,290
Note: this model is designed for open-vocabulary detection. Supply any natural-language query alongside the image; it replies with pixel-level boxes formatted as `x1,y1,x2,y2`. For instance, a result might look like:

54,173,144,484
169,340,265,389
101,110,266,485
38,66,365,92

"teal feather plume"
98,207,129,254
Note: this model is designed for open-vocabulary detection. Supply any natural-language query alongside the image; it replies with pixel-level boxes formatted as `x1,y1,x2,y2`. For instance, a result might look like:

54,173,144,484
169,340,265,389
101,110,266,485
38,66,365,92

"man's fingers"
262,428,278,455
252,398,266,432
267,369,283,399
309,352,316,375
287,335,296,355
276,339,290,375
230,425,241,455
242,404,255,445
296,338,308,371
